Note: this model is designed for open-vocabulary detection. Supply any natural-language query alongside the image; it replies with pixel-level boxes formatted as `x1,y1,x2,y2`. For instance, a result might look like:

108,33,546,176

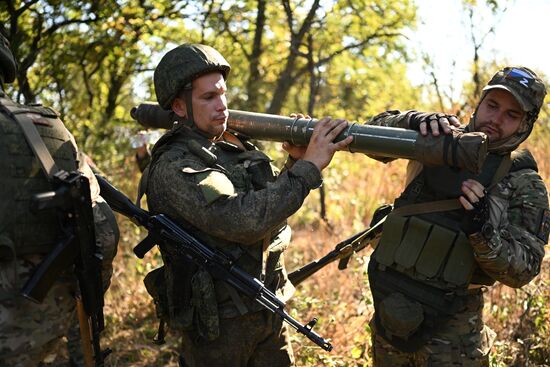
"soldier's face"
475,89,525,142
173,72,228,137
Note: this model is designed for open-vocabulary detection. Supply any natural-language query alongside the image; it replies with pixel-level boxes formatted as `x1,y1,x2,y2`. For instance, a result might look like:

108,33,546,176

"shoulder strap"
487,153,511,190
392,199,462,217
0,102,59,179
394,153,513,217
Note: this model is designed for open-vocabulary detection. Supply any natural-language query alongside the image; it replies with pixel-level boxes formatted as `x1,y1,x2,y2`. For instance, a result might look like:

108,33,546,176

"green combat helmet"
470,66,547,153
0,25,16,84
154,44,230,129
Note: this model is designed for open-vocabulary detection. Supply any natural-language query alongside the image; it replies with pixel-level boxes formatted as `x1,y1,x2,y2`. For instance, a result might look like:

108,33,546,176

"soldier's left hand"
302,117,353,171
282,113,311,160
459,179,485,210
460,179,489,234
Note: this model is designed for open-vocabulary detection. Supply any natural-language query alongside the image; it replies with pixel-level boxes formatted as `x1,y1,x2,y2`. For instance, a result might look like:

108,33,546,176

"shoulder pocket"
182,167,235,205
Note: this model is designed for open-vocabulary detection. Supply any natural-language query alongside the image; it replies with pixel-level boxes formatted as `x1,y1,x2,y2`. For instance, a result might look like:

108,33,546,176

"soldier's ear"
172,97,187,118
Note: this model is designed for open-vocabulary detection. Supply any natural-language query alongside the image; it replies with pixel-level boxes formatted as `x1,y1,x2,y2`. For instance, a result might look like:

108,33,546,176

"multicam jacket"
144,124,321,331
368,110,549,288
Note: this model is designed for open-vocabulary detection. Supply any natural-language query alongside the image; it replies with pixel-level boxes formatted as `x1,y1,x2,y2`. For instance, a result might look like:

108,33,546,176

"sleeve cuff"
289,160,323,189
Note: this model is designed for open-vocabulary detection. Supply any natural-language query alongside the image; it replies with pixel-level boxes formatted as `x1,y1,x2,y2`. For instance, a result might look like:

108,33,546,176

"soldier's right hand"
408,111,461,136
302,117,353,171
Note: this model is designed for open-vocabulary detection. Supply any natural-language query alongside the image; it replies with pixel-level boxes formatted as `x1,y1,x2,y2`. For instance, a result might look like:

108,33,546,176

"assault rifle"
21,170,109,367
289,204,392,286
96,174,333,351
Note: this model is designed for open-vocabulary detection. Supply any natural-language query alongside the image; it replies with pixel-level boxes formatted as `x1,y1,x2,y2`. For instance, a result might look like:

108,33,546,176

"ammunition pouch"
143,266,169,321
369,258,469,352
144,258,220,341
241,151,277,190
375,213,475,288
191,268,219,341
370,209,480,352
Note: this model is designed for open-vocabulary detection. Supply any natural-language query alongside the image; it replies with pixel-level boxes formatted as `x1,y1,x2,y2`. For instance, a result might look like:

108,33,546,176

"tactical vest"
0,94,77,260
141,125,289,341
369,150,537,352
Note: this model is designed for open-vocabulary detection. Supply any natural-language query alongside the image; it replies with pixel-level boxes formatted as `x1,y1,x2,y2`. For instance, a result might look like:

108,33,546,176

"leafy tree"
3,0,420,168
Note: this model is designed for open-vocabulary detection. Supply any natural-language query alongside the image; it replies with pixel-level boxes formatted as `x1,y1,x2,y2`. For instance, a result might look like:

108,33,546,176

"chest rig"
375,154,509,290
369,151,536,352
0,95,77,260
141,126,288,342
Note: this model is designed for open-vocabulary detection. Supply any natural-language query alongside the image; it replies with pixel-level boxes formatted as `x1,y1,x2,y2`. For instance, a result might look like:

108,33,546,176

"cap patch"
505,68,535,89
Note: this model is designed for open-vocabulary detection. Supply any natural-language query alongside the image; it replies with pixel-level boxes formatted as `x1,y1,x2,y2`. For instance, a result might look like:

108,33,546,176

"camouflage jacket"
0,92,118,295
145,125,322,317
367,110,549,288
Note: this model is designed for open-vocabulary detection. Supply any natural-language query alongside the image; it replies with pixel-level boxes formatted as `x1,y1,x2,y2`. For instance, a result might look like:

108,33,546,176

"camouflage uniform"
0,30,118,366
365,67,549,366
143,43,323,367
144,125,321,367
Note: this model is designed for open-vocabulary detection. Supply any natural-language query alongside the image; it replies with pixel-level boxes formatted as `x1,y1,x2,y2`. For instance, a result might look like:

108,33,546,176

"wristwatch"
480,223,495,240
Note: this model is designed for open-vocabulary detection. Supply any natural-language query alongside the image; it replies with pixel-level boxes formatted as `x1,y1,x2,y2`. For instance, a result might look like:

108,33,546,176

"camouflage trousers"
371,289,496,367
179,309,295,367
0,256,77,367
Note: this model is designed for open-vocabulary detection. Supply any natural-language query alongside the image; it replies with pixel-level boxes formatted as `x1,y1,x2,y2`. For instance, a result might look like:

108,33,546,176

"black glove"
407,111,457,132
460,195,489,235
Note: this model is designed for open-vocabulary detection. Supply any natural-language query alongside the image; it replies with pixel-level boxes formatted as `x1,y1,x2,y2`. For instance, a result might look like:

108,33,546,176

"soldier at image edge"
364,66,549,366
138,43,352,367
0,25,119,366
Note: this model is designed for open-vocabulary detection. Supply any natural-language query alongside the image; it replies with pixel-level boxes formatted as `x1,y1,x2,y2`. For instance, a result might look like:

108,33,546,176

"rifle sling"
13,112,60,179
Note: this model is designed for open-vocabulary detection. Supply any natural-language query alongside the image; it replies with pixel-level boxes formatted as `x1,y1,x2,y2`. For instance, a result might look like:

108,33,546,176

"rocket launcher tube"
131,103,487,173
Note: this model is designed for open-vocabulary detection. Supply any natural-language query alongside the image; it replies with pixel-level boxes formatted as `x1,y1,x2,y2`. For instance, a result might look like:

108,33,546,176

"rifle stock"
288,204,392,286
96,174,333,351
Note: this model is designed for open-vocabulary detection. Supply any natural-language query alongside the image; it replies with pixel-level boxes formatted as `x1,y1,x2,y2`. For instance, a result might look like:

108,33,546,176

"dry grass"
95,136,550,366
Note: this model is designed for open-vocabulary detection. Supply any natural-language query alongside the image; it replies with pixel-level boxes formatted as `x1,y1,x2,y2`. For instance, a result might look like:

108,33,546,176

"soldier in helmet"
0,27,119,365
140,43,352,366
364,66,549,366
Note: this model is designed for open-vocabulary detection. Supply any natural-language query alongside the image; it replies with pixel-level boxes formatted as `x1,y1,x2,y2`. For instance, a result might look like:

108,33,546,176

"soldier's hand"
282,141,306,160
459,179,488,234
408,111,461,137
282,113,312,160
302,117,353,171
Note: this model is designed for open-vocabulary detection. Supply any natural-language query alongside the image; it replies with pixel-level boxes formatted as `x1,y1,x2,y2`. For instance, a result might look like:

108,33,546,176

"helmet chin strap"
183,85,194,128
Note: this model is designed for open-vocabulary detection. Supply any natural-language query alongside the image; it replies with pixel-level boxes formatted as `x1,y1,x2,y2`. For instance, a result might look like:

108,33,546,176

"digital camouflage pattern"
366,107,548,365
0,261,76,366
180,310,294,367
0,94,119,366
145,125,321,366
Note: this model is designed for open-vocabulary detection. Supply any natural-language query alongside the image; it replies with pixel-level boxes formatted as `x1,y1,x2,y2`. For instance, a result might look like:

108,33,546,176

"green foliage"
2,1,549,365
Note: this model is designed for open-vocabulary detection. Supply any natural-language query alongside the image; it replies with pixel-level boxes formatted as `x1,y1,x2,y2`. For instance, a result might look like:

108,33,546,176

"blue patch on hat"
505,68,534,88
